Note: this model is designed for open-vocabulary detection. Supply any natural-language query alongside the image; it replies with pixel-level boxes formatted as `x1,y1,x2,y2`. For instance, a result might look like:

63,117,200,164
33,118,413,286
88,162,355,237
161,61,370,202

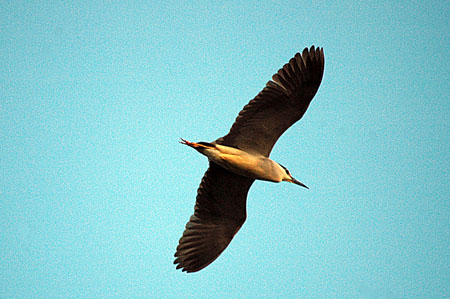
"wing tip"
299,45,325,65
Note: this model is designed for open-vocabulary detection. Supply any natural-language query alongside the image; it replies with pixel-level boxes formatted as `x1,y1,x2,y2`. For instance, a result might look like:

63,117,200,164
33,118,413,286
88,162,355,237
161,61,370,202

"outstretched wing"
216,46,325,157
174,162,254,272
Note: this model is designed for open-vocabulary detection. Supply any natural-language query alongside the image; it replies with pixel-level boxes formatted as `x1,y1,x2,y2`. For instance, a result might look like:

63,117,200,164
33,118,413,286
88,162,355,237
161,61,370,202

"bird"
174,46,325,272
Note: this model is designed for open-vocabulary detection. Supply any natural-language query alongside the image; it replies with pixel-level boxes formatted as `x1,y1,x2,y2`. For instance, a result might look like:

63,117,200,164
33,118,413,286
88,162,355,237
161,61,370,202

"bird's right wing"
174,162,254,272
216,46,324,157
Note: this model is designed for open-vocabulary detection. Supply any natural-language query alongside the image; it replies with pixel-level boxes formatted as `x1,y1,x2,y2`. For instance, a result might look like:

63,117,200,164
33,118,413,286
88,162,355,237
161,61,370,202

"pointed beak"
289,177,309,189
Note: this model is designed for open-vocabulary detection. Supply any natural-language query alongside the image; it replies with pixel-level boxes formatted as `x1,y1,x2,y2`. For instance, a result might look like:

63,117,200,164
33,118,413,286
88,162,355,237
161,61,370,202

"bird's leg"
179,138,198,147
179,138,204,149
180,138,216,150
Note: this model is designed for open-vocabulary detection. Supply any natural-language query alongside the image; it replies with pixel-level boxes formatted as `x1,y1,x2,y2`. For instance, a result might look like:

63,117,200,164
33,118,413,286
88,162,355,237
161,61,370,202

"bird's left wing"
216,46,324,157
174,162,254,272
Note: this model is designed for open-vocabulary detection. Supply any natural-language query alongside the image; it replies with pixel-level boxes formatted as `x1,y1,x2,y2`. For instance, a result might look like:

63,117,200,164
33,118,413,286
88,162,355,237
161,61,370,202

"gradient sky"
1,1,449,298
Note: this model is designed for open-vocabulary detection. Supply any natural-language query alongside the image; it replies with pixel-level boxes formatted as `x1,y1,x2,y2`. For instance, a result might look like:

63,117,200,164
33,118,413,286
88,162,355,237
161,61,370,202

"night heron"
175,46,325,272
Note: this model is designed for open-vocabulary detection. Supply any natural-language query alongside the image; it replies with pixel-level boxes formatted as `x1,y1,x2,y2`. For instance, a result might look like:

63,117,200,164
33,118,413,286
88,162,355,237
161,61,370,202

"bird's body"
181,140,290,183
175,46,325,272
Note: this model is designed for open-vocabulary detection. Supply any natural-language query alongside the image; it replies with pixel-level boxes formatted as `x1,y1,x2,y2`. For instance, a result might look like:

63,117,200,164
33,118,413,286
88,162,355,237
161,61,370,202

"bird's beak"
288,177,309,189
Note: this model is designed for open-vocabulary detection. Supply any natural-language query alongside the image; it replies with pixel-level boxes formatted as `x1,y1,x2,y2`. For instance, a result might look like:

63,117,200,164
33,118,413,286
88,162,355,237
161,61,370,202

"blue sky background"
1,1,449,298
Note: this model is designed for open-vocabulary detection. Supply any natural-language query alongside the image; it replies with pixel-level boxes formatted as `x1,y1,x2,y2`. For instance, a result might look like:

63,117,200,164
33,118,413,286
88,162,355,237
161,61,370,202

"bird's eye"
279,163,290,175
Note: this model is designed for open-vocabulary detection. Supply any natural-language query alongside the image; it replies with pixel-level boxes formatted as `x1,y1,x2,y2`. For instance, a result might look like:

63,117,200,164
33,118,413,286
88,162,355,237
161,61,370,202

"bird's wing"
174,162,254,272
216,46,325,157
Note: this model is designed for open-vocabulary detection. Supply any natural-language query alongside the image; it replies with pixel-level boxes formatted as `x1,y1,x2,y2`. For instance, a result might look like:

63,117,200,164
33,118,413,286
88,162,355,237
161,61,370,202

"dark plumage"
175,46,325,272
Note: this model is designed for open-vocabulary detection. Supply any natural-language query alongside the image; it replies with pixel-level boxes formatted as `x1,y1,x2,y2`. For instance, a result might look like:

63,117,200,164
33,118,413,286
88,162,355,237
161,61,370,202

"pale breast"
215,153,281,182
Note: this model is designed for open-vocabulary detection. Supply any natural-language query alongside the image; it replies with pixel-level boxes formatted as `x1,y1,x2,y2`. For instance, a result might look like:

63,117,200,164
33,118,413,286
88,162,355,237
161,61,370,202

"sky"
1,1,449,298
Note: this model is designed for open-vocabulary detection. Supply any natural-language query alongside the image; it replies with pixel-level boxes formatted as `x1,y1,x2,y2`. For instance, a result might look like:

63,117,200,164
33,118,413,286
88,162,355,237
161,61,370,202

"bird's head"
279,164,309,189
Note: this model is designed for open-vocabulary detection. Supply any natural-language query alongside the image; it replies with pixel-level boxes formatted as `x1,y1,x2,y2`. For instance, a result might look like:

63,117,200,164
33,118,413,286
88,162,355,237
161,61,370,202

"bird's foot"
179,138,198,148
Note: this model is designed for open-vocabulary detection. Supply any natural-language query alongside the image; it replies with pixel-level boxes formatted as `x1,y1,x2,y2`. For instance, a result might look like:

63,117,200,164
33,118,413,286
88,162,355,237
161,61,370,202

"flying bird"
174,46,325,272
